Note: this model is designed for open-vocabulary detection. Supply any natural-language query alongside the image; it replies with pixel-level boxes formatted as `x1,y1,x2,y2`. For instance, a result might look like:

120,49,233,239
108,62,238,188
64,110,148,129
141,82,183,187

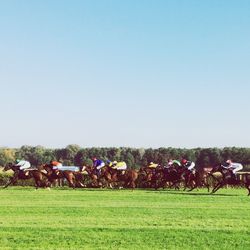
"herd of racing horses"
3,163,250,195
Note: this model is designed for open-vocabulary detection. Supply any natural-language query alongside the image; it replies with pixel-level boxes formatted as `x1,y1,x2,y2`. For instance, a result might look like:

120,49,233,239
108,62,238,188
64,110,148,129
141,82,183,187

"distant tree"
0,148,15,167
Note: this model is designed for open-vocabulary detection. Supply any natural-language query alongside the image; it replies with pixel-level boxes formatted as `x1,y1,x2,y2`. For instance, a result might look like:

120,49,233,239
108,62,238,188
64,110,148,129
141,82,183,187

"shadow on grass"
144,189,240,196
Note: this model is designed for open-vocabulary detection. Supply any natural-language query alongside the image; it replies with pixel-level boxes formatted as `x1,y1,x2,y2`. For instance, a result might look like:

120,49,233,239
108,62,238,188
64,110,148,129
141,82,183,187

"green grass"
0,187,250,249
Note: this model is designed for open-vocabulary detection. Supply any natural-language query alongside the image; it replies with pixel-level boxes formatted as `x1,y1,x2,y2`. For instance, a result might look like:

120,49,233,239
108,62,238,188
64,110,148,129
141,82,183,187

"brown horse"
100,166,138,189
185,167,217,192
41,164,79,188
138,166,156,188
164,166,214,192
3,164,50,189
83,165,102,188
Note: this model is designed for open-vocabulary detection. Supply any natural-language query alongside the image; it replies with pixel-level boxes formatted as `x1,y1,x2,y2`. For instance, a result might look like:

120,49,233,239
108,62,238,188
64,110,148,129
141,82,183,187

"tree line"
0,145,250,170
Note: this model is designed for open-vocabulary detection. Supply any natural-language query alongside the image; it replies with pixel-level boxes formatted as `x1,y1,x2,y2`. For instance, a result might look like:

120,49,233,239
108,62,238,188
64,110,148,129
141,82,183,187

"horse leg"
76,175,85,188
188,183,198,192
211,182,220,194
244,183,250,196
108,180,113,189
65,175,75,188
203,179,210,192
211,181,224,194
34,179,40,189
171,180,180,190
4,176,18,188
131,181,136,190
183,181,188,191
36,176,46,189
201,179,210,193
183,175,189,191
211,181,220,194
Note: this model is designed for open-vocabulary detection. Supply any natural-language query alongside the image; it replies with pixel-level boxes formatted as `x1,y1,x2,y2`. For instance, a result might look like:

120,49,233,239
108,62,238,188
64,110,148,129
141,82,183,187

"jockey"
148,162,158,168
222,159,243,175
50,160,79,172
50,160,63,170
166,159,181,168
109,161,127,171
181,159,196,171
14,159,31,171
92,157,105,175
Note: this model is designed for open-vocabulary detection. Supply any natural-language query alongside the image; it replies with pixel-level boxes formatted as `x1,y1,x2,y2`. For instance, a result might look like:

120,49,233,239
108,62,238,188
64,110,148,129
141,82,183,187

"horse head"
83,165,94,175
40,164,54,174
210,164,221,173
3,163,14,172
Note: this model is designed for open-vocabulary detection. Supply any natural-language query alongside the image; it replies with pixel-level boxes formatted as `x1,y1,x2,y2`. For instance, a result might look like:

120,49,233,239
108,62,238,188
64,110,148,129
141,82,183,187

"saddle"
19,169,30,176
24,171,29,176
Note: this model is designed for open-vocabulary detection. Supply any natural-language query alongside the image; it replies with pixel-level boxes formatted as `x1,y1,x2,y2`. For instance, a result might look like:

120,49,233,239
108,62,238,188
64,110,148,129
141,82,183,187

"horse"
100,165,138,189
177,166,216,192
3,163,50,189
83,165,102,188
122,169,138,189
41,164,79,188
210,165,250,195
150,166,185,190
150,165,209,191
138,166,158,188
73,167,87,188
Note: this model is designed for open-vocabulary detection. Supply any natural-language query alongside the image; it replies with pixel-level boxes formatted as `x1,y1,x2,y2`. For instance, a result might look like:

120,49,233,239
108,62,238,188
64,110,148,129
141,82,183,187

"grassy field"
0,188,250,249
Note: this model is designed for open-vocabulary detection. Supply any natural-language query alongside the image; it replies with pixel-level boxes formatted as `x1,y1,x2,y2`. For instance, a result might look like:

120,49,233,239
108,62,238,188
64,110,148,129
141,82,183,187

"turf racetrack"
0,188,250,249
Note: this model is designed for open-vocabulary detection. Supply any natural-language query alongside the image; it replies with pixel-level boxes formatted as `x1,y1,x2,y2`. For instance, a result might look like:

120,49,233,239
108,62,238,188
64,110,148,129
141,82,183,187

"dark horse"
3,163,49,189
150,166,185,190
183,167,213,192
210,165,250,195
150,166,211,192
138,166,158,188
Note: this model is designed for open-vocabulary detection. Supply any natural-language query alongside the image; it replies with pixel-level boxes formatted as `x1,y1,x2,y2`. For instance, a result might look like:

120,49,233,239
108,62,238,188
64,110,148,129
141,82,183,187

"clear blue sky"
0,0,249,148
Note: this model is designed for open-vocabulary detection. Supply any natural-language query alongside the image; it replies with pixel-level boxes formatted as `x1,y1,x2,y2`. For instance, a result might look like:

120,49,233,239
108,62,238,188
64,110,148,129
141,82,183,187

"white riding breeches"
96,162,105,170
187,162,195,171
231,163,243,174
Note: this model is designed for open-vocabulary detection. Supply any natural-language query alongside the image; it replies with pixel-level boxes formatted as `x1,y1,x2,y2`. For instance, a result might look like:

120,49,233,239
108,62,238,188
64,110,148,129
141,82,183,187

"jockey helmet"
149,162,154,165
226,159,232,164
15,159,21,164
92,157,97,161
181,159,187,164
113,161,117,165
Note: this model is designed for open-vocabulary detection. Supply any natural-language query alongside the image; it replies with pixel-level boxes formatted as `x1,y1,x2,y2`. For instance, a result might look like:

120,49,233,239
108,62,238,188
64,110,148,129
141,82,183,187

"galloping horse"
183,167,213,192
41,164,80,188
3,163,49,189
138,166,158,188
150,166,184,190
210,165,250,195
100,165,138,189
83,165,102,187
